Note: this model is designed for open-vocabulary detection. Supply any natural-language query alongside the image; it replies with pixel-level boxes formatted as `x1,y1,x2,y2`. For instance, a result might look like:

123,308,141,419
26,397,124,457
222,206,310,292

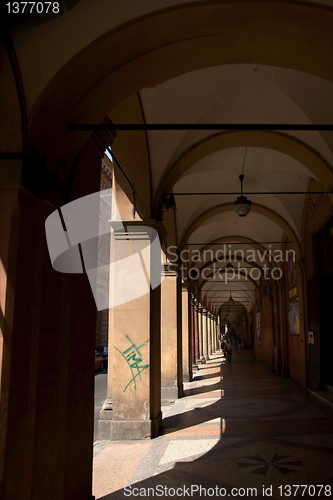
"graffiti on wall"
114,335,149,392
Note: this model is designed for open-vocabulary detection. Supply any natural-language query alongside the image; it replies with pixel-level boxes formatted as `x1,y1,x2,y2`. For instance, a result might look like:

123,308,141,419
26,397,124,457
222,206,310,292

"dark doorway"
316,217,333,386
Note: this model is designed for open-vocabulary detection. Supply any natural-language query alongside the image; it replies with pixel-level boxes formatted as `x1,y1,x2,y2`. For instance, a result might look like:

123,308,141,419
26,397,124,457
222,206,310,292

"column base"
98,411,162,440
98,407,112,440
161,386,179,404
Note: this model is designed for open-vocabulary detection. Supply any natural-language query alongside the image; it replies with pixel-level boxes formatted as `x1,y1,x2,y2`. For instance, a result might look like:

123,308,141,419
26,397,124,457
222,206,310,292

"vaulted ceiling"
139,63,333,315
10,0,333,318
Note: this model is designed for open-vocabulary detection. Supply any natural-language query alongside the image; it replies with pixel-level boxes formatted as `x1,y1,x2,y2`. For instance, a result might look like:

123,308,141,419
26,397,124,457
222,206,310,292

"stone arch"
187,235,274,270
28,1,333,168
178,203,301,258
198,268,261,294
198,270,260,310
154,131,333,214
201,286,255,311
197,254,264,277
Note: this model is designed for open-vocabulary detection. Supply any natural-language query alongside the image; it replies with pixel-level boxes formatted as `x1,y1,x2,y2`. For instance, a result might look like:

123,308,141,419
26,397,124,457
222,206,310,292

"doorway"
316,217,333,386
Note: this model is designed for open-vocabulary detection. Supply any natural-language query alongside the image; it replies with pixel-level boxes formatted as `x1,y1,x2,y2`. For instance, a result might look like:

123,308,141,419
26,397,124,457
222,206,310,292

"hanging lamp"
234,148,252,217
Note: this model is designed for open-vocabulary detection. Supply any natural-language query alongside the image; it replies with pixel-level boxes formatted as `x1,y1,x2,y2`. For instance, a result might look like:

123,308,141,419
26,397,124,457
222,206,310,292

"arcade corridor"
1,1,333,499
93,351,333,499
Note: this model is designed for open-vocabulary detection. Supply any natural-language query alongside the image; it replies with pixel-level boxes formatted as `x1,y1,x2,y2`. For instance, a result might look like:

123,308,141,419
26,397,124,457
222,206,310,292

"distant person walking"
225,338,233,364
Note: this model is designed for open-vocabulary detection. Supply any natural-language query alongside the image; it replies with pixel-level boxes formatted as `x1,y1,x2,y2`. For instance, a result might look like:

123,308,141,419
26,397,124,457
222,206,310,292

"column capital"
161,263,179,277
110,219,167,240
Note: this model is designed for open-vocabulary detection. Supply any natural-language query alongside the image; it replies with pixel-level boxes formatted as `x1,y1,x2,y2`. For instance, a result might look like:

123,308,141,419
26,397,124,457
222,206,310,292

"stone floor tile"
93,354,333,500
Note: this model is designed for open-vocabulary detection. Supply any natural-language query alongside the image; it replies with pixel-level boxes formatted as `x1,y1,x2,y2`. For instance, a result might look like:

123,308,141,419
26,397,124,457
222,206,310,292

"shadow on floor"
94,357,333,500
183,378,223,397
96,430,333,500
193,369,223,381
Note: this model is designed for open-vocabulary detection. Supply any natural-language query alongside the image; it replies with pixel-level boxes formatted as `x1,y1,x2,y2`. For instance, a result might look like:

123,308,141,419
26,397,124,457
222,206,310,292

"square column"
99,222,162,440
202,308,208,362
197,306,204,362
161,266,183,403
211,314,215,353
192,303,200,367
214,314,218,352
182,283,192,382
207,312,212,358
212,314,217,353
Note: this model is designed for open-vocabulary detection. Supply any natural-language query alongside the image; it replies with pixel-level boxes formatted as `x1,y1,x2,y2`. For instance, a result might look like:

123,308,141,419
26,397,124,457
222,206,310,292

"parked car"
95,350,104,371
96,346,108,368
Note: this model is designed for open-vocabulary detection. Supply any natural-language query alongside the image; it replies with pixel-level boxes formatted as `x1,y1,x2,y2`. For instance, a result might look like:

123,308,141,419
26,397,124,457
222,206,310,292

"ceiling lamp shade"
234,174,252,217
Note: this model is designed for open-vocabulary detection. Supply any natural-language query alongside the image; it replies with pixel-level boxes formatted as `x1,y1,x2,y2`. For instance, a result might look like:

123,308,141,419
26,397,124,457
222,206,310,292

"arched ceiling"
219,299,248,325
12,0,333,112
141,64,333,191
173,147,312,239
203,280,255,313
139,62,333,313
24,0,333,159
188,236,282,269
10,0,333,315
138,62,333,314
187,214,283,249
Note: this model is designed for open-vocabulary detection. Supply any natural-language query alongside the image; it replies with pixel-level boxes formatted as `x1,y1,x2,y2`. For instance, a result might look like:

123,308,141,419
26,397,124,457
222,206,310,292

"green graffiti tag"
114,335,149,392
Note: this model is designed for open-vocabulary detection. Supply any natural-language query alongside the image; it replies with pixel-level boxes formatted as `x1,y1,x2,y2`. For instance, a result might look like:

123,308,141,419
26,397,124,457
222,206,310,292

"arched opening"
1,2,333,498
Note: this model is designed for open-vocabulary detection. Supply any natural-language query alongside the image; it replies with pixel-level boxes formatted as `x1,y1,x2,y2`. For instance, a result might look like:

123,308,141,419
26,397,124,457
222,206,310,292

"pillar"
99,221,162,440
297,260,308,388
207,312,212,358
215,315,219,351
211,314,215,353
216,316,220,349
160,265,182,403
0,133,102,499
202,308,208,362
210,313,213,354
212,314,217,353
197,306,203,361
182,283,192,382
193,302,199,367
277,278,289,378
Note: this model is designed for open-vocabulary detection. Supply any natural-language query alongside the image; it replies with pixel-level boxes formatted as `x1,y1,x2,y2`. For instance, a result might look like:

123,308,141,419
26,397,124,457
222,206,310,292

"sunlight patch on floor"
159,438,220,465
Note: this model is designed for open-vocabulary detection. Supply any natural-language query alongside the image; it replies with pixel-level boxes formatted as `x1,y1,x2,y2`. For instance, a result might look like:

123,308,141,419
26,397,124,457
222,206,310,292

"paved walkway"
93,351,333,499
